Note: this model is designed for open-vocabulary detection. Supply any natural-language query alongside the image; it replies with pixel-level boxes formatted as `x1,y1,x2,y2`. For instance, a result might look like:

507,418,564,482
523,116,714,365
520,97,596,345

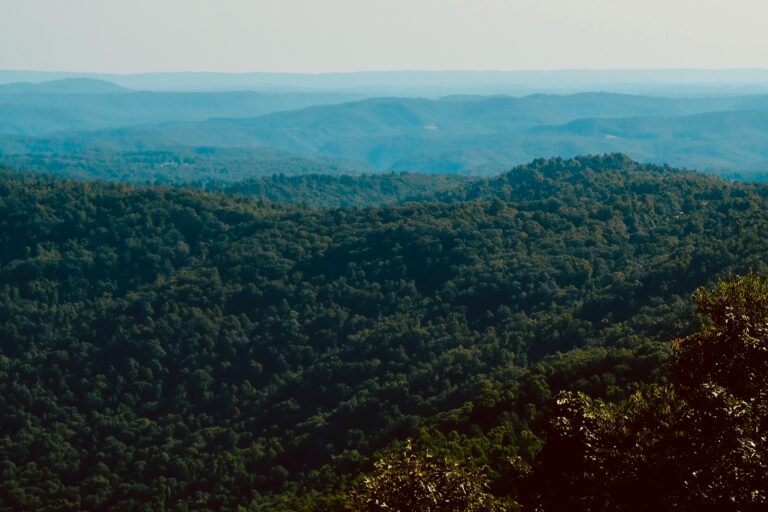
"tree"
670,273,768,507
347,440,508,512
673,272,768,400
531,274,768,511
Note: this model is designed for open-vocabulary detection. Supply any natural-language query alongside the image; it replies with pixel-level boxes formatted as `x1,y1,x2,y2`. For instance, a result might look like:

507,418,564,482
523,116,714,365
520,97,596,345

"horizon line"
3,67,768,77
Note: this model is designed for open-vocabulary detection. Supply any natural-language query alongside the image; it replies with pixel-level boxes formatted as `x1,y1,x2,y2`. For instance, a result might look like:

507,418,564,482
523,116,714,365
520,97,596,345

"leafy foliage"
675,273,768,399
347,441,507,512
1,155,768,509
533,274,768,511
203,172,472,207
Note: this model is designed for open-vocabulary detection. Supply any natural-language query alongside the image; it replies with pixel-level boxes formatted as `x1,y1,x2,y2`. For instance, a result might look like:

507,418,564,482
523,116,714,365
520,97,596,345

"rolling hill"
2,155,768,510
3,92,768,179
0,86,362,135
0,78,132,95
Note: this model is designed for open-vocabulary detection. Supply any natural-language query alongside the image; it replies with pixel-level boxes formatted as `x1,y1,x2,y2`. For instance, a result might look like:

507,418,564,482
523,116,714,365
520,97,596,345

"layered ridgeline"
0,79,361,136
2,155,768,510
4,92,768,180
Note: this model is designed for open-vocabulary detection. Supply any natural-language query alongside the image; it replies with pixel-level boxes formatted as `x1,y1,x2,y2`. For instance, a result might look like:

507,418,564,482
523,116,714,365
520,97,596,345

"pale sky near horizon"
2,0,767,73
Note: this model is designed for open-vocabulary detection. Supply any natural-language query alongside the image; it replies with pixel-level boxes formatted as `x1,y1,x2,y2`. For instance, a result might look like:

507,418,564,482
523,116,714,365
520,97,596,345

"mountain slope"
0,90,362,136
203,172,474,207
2,155,768,509
4,93,767,176
527,109,768,171
0,146,374,183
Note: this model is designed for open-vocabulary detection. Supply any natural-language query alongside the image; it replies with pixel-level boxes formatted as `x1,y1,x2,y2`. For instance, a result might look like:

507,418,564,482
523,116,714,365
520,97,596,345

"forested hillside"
2,154,768,510
0,147,375,184
203,173,472,207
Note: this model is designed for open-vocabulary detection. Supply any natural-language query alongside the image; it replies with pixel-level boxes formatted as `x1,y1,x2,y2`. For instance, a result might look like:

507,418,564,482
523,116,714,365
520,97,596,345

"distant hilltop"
0,77,131,94
2,69,768,96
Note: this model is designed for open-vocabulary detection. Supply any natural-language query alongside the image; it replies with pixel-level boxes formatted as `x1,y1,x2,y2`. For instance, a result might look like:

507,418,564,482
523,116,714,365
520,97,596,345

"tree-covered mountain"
4,92,768,178
528,109,768,172
2,154,768,510
0,147,374,184
202,173,473,207
0,88,361,136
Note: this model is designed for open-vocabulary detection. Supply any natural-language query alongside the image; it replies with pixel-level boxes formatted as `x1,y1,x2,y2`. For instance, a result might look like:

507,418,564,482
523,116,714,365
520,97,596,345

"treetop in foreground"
534,274,768,511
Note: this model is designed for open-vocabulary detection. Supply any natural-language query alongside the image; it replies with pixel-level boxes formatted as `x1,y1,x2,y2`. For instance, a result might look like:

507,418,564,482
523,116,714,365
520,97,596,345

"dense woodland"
1,154,768,510
203,173,472,207
0,147,375,184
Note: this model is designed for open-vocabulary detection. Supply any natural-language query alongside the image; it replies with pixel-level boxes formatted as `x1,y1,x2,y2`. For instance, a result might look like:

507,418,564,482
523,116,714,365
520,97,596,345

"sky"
2,0,768,73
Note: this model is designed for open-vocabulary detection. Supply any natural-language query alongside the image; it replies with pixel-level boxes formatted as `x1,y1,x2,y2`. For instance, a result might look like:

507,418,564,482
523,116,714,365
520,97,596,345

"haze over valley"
2,73,768,182
2,0,768,510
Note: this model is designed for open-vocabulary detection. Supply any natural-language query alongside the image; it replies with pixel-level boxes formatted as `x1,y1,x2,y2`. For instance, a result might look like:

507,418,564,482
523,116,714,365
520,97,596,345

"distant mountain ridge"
3,69,768,95
3,92,768,177
0,88,363,136
0,78,131,94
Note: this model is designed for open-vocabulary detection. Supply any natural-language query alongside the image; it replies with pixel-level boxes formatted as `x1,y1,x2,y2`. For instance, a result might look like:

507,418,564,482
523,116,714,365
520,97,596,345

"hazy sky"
2,0,767,73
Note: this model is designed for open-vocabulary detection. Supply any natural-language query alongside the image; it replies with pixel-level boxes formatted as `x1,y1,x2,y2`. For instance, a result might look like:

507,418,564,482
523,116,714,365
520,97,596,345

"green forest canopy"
1,154,768,510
